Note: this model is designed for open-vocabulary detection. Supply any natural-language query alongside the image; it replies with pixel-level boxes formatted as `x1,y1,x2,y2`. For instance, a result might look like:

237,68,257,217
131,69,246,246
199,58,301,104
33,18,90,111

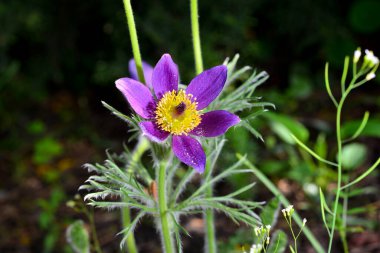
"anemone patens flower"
116,54,240,173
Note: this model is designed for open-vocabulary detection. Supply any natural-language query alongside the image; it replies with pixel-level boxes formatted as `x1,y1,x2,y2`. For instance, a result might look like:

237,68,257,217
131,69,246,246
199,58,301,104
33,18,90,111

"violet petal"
172,135,206,173
139,121,169,142
186,65,227,110
128,59,153,89
190,110,240,137
152,54,179,99
115,78,156,119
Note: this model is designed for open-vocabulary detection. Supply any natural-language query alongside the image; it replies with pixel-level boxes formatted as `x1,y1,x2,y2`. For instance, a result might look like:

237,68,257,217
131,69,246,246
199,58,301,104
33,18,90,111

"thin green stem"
158,161,175,253
204,150,216,253
288,218,298,253
238,155,325,253
122,207,138,253
122,137,150,253
190,0,204,74
122,0,146,84
327,85,352,253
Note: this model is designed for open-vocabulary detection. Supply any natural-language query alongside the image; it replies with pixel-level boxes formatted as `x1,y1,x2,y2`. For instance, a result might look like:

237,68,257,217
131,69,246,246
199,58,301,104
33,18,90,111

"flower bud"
366,72,376,80
353,48,361,63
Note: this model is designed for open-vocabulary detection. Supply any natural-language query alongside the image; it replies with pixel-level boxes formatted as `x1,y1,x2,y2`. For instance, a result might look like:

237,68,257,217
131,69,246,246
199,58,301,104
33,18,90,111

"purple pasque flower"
116,54,240,173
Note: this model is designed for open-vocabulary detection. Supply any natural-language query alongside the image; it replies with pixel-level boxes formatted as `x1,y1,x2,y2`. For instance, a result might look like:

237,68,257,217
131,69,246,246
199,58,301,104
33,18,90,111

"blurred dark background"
1,0,380,252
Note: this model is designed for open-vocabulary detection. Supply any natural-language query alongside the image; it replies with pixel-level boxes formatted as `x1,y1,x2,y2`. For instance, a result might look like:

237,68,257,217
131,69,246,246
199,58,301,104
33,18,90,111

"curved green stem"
122,0,146,84
190,0,204,74
158,161,175,253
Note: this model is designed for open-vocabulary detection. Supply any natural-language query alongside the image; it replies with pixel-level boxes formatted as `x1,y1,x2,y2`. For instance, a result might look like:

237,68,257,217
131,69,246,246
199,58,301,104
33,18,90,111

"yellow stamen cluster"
155,90,201,135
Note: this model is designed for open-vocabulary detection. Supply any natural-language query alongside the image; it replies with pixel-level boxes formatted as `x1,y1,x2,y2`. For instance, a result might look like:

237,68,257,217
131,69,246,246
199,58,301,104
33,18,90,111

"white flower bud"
303,218,307,225
365,49,379,66
366,72,376,80
354,48,361,63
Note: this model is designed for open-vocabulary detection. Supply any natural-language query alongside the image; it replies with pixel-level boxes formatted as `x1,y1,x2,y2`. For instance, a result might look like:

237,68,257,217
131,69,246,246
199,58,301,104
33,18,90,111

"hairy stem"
122,208,138,253
158,161,175,253
203,149,217,253
121,137,150,253
122,0,146,84
190,0,204,74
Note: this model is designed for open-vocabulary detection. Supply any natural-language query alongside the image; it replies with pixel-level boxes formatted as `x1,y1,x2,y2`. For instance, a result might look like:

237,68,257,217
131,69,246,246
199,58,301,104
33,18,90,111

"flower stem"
121,137,150,253
205,184,216,253
203,150,217,253
122,0,146,84
327,86,352,253
122,208,138,253
158,161,175,253
190,0,204,74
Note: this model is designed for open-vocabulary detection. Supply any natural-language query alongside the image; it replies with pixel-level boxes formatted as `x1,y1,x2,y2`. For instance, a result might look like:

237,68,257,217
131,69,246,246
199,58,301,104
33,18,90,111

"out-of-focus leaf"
66,220,90,253
260,197,280,227
33,137,63,164
314,134,327,160
340,143,367,170
264,112,309,144
349,0,380,33
267,230,288,253
341,119,380,139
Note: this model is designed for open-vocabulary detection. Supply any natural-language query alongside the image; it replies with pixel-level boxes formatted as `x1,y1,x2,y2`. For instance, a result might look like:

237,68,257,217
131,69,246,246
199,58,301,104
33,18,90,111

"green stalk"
238,154,325,253
204,161,216,253
190,0,204,74
122,137,150,253
121,1,146,250
327,86,352,253
122,208,138,253
190,1,215,251
158,161,175,253
122,0,146,84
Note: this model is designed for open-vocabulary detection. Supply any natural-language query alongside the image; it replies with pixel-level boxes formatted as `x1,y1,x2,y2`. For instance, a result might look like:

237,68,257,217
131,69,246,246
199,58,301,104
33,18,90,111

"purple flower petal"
128,59,153,89
115,78,156,119
186,65,227,110
172,135,206,173
152,54,179,99
139,121,169,142
190,110,240,137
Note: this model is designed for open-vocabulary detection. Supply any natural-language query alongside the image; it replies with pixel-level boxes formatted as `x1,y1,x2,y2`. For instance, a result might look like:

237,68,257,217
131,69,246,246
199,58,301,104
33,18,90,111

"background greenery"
1,0,379,252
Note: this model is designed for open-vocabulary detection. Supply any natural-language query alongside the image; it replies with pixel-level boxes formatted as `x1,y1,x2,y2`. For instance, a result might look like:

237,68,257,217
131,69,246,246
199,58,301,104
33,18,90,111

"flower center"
155,90,201,135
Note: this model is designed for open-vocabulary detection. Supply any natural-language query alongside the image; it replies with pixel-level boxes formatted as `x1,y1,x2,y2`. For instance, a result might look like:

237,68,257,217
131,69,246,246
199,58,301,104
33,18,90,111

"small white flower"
354,48,361,63
366,72,376,80
365,49,379,66
303,218,307,225
266,236,270,245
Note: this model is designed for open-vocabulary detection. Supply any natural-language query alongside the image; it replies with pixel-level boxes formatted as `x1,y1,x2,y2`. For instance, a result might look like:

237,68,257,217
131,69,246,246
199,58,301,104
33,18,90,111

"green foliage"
37,187,66,253
260,198,280,227
33,137,63,165
66,220,90,253
340,143,368,170
264,112,309,144
341,118,380,139
267,230,288,253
